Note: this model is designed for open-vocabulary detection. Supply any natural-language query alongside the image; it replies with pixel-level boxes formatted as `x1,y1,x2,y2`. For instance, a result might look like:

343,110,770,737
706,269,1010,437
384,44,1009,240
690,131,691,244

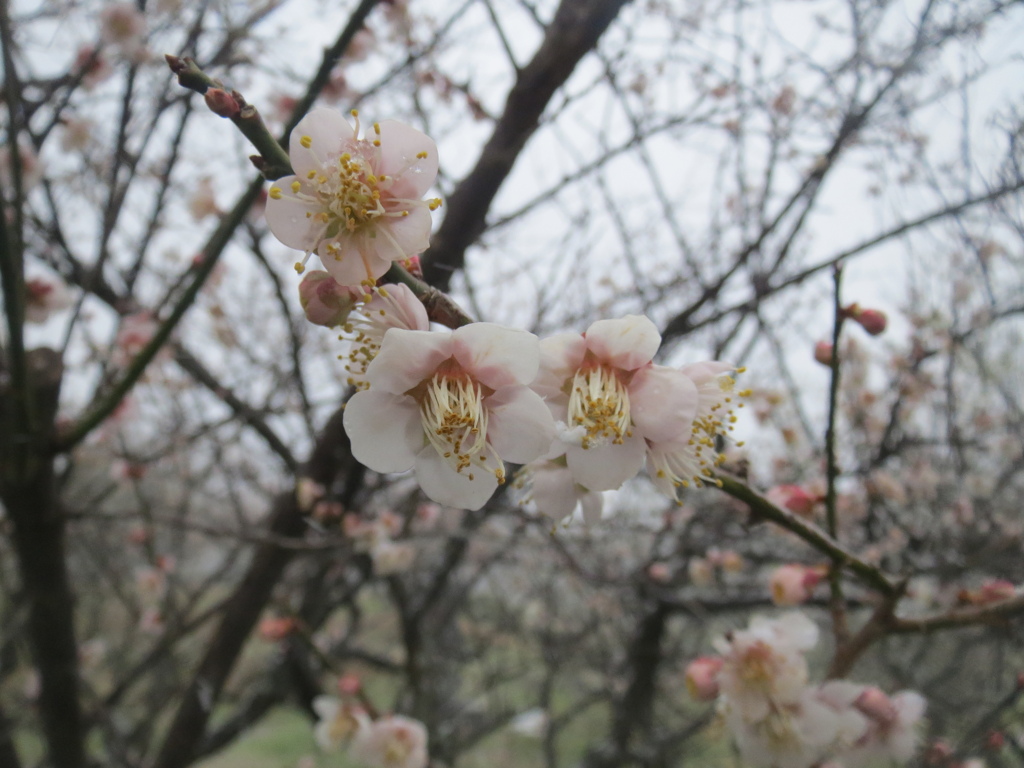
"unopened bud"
986,730,1005,750
298,271,363,327
338,674,362,695
685,656,723,702
814,341,833,366
854,686,897,724
205,88,241,118
844,303,888,335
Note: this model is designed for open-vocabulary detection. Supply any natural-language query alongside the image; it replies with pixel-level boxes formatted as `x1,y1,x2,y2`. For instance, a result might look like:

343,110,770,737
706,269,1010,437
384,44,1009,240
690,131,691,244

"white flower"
341,283,430,388
313,695,369,751
714,612,819,723
645,361,744,498
532,315,699,491
843,688,926,767
266,109,440,286
343,323,556,510
509,708,549,738
349,715,428,768
371,538,417,576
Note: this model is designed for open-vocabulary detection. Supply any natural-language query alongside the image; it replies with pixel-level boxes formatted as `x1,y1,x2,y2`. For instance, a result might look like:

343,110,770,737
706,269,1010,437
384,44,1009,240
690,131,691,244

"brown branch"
421,0,633,290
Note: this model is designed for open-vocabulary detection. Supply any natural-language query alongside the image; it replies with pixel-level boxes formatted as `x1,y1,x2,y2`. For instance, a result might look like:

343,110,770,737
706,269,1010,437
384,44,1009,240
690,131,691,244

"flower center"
312,144,387,236
738,642,777,689
419,374,491,477
567,365,631,449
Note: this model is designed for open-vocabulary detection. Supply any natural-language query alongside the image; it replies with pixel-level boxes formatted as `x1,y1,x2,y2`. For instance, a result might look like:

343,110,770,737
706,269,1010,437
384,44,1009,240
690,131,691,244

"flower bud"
258,616,297,641
850,305,888,335
769,564,823,606
205,88,241,118
298,271,363,327
685,656,723,701
814,341,833,366
854,686,897,724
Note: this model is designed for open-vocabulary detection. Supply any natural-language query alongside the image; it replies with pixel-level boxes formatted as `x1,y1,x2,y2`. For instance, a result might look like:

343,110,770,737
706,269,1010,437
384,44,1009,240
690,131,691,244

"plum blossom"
343,323,556,510
340,282,429,388
350,715,428,768
685,656,722,701
714,612,818,722
112,312,159,368
645,361,745,499
531,315,699,491
370,538,417,576
770,564,826,606
843,688,926,767
266,109,440,286
99,3,148,62
314,695,370,751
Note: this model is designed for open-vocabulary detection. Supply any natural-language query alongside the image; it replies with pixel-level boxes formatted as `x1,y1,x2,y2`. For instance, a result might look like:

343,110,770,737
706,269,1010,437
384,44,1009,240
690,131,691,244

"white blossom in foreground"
266,109,440,286
531,315,699,491
343,323,555,510
349,715,428,768
313,695,369,751
645,361,745,498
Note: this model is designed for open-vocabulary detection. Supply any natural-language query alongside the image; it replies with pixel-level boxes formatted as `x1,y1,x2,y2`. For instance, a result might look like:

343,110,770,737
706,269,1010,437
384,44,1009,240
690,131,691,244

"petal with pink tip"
585,315,661,370
289,108,355,179
629,365,699,443
376,120,439,199
415,447,498,511
366,329,452,393
486,387,556,463
343,390,422,472
565,433,646,491
534,332,587,401
452,324,540,389
679,360,734,385
265,183,323,251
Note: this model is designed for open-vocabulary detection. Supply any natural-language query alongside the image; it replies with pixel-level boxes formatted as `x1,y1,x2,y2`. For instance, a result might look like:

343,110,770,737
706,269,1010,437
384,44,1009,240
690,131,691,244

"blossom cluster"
266,109,745,514
685,613,926,768
314,695,428,768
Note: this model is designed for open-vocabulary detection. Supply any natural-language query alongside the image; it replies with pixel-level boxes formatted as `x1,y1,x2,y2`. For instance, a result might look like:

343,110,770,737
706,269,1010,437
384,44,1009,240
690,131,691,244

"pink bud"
766,484,819,517
814,341,833,366
685,657,723,702
976,579,1016,604
298,271,363,327
647,562,672,583
770,564,817,606
854,686,897,724
258,616,297,641
204,88,240,118
853,307,888,335
338,674,362,695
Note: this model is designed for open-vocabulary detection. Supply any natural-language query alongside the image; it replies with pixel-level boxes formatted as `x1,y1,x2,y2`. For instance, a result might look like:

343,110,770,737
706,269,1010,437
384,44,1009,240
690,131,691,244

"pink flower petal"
289,108,354,179
679,360,734,386
486,387,556,463
534,332,587,401
530,464,581,521
376,120,439,199
343,390,422,471
415,447,498,511
629,365,699,443
585,315,661,370
366,329,452,393
565,433,646,491
452,323,540,389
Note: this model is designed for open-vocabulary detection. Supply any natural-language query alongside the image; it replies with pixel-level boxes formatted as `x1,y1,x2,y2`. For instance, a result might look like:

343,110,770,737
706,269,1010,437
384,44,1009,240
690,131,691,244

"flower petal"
533,332,587,401
679,360,734,386
366,328,452,393
265,181,323,251
377,120,439,199
629,364,699,443
565,433,646,491
343,390,422,472
318,232,393,285
289,108,354,179
585,315,661,370
486,387,556,463
453,323,540,389
530,463,581,521
378,205,432,261
415,446,498,510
